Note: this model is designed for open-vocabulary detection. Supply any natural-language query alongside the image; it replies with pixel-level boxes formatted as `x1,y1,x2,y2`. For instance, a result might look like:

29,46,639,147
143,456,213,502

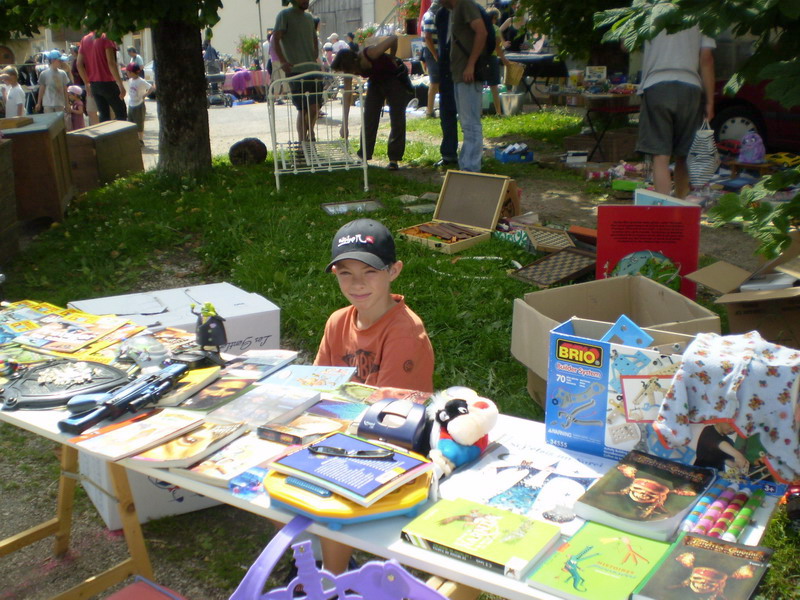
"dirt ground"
0,105,764,600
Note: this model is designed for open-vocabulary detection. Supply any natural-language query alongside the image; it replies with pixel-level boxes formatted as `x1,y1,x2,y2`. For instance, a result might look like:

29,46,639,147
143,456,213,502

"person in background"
127,46,144,68
77,32,127,122
0,66,26,117
331,36,414,171
66,85,85,130
441,0,487,172
35,50,69,121
327,33,349,55
433,3,459,168
70,45,98,125
636,26,715,198
486,7,511,116
345,32,359,53
421,0,442,118
267,29,288,102
499,1,527,52
315,217,434,574
124,63,153,145
272,0,323,142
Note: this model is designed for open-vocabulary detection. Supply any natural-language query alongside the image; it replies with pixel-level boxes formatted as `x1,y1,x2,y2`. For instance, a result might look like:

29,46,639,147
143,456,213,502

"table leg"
54,444,78,556
586,109,609,162
108,461,154,578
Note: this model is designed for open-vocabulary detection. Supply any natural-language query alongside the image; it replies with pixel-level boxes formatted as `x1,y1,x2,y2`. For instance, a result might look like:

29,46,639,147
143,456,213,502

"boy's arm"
61,74,69,111
35,79,43,111
718,440,749,470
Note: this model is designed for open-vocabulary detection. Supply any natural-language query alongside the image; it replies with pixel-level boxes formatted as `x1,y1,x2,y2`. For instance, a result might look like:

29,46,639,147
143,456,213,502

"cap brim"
325,252,388,272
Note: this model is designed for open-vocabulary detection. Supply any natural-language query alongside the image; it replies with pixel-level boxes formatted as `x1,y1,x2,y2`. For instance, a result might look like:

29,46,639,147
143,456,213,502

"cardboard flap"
717,285,800,304
776,256,800,280
435,171,509,231
686,261,752,295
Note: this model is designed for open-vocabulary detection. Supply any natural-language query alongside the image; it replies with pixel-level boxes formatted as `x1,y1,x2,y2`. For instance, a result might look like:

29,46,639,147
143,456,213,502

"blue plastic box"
495,148,534,163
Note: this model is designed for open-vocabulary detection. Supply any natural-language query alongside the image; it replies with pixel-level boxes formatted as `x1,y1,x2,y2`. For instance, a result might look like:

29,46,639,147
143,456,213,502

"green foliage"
708,167,800,257
517,0,628,60
237,34,262,61
594,0,800,108
0,0,223,41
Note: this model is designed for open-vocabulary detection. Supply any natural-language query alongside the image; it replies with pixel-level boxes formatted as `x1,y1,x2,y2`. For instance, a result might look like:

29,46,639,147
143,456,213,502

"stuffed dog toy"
428,387,498,477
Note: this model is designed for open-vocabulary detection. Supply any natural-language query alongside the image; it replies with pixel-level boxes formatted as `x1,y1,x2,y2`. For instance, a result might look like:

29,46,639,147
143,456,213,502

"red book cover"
597,205,701,298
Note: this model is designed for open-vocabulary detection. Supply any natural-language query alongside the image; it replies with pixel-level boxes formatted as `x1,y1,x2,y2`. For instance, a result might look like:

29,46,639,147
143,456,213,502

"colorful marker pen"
721,488,766,542
680,480,727,531
708,488,752,537
692,483,739,535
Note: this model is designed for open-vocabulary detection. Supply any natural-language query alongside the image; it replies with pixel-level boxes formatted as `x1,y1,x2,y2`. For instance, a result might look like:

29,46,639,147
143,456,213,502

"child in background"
315,217,435,574
66,85,85,130
0,66,26,118
35,50,69,118
124,63,153,145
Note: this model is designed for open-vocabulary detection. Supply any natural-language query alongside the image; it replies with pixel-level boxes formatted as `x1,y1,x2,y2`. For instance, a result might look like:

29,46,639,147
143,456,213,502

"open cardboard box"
397,170,516,254
686,236,800,348
511,276,721,405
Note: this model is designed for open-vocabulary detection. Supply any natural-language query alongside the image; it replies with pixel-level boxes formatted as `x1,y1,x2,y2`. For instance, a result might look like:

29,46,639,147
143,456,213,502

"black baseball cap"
326,219,396,272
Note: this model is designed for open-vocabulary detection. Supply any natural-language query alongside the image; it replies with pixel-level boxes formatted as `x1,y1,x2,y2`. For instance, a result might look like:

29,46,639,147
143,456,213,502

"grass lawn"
1,108,797,599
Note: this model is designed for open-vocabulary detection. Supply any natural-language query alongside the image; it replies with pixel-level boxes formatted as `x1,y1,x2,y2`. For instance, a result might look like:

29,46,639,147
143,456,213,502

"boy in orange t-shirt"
315,218,434,392
314,218,435,574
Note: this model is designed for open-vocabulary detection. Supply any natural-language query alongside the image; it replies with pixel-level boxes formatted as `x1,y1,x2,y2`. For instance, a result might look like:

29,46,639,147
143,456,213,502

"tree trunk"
152,21,211,176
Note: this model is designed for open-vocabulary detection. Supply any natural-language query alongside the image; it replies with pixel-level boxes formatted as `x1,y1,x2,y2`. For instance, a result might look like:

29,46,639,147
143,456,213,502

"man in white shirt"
636,27,715,198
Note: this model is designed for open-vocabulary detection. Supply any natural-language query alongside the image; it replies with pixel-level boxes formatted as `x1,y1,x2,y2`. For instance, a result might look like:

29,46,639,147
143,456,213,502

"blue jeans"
454,81,483,172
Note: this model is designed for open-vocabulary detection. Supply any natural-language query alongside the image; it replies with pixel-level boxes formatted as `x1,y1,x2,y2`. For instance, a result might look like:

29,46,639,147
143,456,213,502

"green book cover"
527,522,670,600
631,532,773,600
401,497,561,580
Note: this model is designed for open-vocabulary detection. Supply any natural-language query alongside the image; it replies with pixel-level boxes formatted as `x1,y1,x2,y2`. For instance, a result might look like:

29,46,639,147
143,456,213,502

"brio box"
544,317,695,461
510,276,720,406
68,282,280,355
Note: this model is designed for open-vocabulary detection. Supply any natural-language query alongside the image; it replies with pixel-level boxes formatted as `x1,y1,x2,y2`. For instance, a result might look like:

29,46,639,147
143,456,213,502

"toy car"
716,139,741,156
766,152,800,168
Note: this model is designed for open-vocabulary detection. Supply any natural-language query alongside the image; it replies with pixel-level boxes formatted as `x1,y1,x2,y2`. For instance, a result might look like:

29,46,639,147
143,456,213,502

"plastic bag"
687,119,720,187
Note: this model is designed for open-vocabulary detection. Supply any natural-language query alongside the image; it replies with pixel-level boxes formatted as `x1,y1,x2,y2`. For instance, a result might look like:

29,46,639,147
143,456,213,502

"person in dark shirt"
694,422,749,472
331,35,413,170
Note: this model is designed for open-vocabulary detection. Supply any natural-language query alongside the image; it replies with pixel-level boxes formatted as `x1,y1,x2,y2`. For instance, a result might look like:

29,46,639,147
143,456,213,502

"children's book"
206,383,321,428
173,432,288,487
573,450,716,541
267,432,432,507
437,432,617,536
401,497,561,580
261,365,356,392
156,366,222,407
179,376,254,411
14,312,129,353
70,409,204,461
631,532,773,600
257,397,368,444
526,521,670,600
130,419,247,468
221,349,299,381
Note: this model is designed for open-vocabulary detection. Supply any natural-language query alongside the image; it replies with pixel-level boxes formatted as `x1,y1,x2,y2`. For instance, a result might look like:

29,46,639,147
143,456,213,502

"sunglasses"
309,445,394,460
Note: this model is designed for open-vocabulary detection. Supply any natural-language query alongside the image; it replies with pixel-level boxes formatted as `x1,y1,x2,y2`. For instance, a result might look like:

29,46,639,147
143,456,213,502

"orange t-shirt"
314,294,434,392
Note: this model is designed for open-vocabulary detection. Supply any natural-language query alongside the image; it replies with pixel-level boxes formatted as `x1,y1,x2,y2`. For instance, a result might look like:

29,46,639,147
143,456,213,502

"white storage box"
69,282,280,355
78,451,219,530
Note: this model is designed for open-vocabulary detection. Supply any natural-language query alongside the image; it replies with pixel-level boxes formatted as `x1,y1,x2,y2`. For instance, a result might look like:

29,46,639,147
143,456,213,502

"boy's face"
332,258,402,313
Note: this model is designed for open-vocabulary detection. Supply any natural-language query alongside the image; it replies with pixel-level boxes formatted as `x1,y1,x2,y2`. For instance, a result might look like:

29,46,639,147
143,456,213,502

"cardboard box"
67,121,144,193
68,282,280,355
398,171,513,254
687,242,800,348
511,276,721,405
0,139,19,264
545,317,695,460
79,451,219,530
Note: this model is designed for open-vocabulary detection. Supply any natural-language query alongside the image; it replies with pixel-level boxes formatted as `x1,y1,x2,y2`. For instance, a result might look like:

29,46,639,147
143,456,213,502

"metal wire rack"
267,69,368,192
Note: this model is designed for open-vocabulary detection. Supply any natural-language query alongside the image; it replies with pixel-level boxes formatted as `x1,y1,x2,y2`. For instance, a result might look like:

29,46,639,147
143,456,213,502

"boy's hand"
731,450,749,470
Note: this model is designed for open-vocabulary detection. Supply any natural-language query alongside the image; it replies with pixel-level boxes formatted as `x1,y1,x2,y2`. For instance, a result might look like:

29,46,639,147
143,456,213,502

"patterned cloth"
655,331,800,483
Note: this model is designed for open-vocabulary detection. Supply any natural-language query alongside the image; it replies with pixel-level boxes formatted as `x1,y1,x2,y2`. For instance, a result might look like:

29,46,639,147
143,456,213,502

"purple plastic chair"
229,516,449,600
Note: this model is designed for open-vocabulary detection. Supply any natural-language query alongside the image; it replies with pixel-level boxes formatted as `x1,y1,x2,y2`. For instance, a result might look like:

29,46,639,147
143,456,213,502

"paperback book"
14,311,129,354
221,349,299,381
632,532,773,600
257,397,368,445
156,366,222,407
401,497,561,580
267,432,432,507
262,365,356,392
526,521,670,600
437,432,617,536
573,450,716,541
180,376,254,411
70,409,204,461
174,432,288,487
130,420,247,468
207,383,321,428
